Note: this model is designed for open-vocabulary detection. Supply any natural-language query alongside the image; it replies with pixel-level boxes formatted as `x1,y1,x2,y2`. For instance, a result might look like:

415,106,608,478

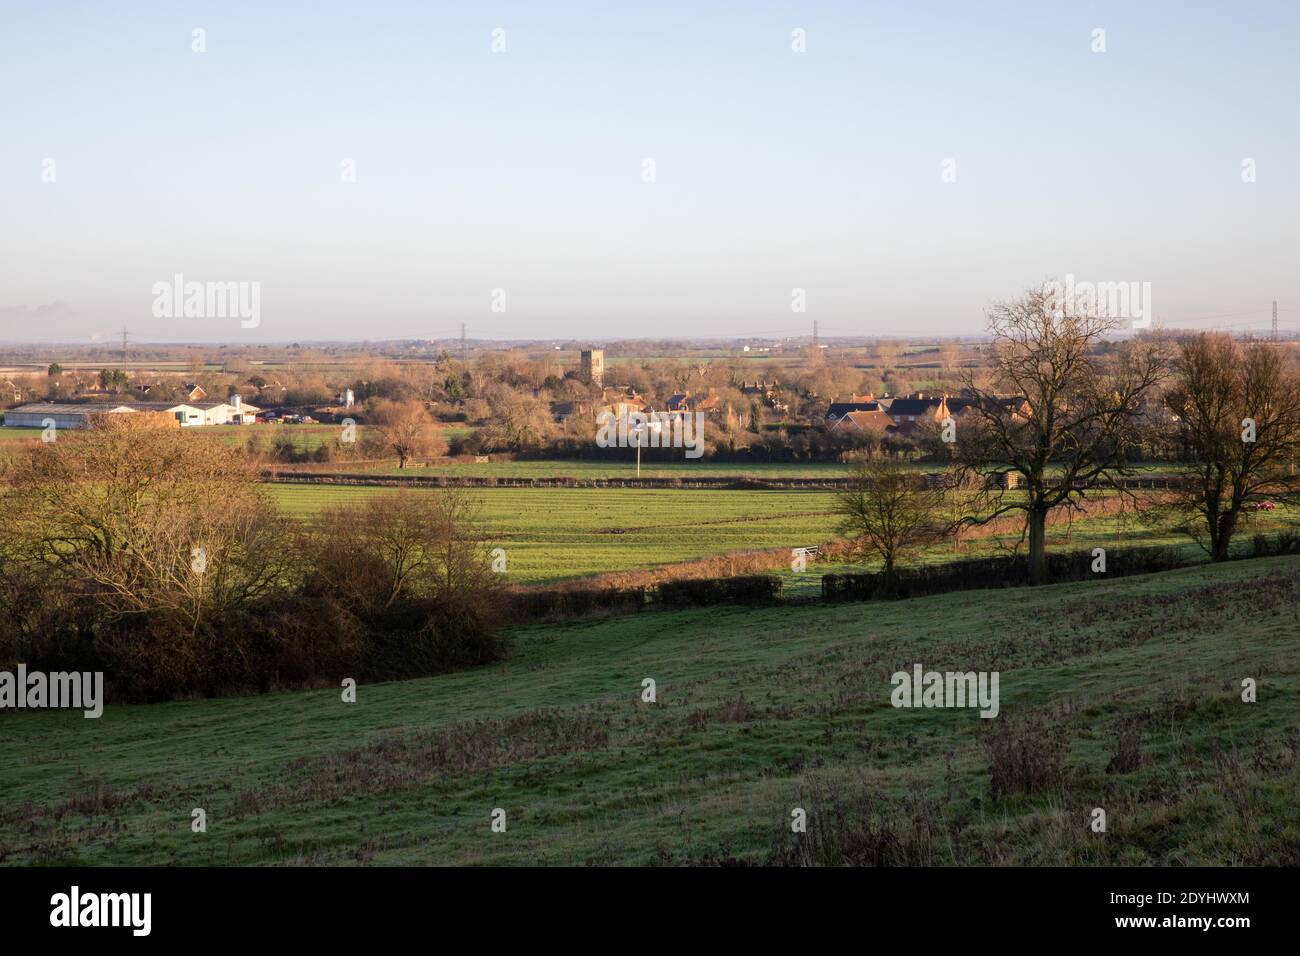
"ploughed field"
2,556,1297,865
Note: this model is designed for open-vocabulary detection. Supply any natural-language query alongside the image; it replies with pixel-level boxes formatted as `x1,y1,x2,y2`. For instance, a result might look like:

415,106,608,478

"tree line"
0,416,506,701
836,288,1300,585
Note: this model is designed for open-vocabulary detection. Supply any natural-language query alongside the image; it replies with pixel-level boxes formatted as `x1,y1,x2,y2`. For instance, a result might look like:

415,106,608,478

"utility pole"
1273,300,1279,341
121,326,128,367
461,322,468,363
812,319,819,350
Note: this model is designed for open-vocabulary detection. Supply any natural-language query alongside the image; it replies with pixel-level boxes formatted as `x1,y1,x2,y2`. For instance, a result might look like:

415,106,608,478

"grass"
268,482,1300,586
269,485,842,582
2,555,1296,865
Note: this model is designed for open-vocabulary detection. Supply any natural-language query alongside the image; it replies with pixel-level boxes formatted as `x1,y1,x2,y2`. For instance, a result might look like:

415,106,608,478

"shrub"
1105,715,1147,775
769,780,940,866
983,711,1068,799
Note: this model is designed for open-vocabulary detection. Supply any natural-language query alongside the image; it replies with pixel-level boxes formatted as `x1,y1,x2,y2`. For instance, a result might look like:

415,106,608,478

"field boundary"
261,471,1189,492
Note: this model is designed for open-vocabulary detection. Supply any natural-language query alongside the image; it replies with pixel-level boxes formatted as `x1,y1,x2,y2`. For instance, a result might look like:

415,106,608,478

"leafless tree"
368,399,440,467
835,455,945,581
302,488,500,615
948,285,1167,584
0,414,292,638
1164,333,1300,560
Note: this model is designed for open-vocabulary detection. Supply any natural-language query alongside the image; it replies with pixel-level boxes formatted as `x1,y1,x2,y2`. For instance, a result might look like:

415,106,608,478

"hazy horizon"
4,0,1298,344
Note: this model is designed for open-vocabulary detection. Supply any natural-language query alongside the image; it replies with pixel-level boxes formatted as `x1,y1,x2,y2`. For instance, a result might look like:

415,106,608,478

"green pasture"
267,483,1299,586
2,556,1296,865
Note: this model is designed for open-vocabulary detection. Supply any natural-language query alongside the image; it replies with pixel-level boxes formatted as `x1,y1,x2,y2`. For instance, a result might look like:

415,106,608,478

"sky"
2,0,1298,344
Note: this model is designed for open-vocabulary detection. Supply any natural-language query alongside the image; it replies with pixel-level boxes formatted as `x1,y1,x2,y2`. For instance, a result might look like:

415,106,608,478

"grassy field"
267,482,1296,586
3,556,1296,865
269,484,842,582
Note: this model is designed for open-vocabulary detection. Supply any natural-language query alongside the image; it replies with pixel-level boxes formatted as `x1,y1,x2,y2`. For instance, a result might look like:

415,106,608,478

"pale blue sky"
2,0,1297,343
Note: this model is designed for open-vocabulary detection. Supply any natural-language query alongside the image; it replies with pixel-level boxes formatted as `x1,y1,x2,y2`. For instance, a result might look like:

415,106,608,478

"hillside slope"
2,557,1298,865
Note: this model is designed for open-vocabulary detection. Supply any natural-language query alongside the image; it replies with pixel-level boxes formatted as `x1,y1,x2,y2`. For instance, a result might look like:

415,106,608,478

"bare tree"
368,399,439,467
302,488,500,615
0,414,291,638
835,456,944,581
949,285,1167,584
1165,333,1300,560
477,386,555,452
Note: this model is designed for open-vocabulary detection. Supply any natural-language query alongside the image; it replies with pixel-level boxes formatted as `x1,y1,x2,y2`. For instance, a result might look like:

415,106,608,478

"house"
826,400,883,423
1,379,22,403
885,393,950,427
182,383,207,402
599,386,648,421
947,394,1032,421
741,380,789,414
828,408,894,433
551,400,591,424
134,383,154,395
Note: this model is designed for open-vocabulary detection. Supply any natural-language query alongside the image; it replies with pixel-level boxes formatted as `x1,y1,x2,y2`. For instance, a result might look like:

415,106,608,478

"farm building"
3,397,260,429
2,403,137,429
131,398,260,426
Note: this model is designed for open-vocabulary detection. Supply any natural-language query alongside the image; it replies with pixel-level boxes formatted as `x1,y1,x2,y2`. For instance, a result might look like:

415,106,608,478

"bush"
1106,715,1147,775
